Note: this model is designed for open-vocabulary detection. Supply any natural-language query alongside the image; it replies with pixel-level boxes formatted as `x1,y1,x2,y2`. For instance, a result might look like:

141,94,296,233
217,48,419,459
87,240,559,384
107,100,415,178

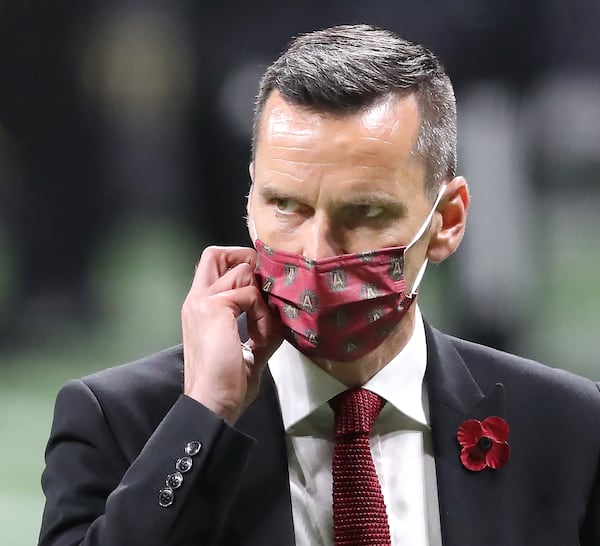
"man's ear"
427,176,470,264
248,162,255,183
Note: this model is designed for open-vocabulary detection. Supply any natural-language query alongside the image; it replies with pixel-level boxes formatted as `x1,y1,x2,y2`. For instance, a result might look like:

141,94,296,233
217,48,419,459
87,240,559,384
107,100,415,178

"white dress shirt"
268,307,442,546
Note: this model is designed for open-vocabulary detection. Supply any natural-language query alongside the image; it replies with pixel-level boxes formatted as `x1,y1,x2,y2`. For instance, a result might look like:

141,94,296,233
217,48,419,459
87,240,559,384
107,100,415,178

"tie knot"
330,389,386,438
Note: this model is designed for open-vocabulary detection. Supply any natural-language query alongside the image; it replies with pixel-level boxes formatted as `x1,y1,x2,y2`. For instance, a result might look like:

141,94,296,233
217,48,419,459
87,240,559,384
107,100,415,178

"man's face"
248,91,438,292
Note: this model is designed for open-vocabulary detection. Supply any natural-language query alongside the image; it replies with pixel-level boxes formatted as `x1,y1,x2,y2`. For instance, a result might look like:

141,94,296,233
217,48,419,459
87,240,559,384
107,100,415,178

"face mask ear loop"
408,258,429,296
247,185,259,242
405,184,446,251
249,214,259,243
405,183,446,296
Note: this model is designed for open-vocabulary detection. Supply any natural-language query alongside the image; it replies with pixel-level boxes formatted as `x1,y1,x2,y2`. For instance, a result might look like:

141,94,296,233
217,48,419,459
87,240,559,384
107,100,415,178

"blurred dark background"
0,2,599,542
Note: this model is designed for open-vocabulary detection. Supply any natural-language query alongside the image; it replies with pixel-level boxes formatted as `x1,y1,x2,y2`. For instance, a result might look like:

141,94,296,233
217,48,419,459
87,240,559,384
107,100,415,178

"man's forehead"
254,91,422,163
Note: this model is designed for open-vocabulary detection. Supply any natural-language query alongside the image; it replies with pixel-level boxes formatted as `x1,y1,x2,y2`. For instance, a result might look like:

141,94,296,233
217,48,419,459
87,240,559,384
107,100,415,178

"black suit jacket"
39,323,600,545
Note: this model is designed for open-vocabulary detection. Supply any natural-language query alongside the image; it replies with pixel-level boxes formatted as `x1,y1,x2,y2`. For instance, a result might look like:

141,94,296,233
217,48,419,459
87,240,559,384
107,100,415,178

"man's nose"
301,215,344,260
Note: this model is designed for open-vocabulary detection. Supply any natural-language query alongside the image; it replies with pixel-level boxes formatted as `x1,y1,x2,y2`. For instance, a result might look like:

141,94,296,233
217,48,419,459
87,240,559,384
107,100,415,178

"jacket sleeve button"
185,441,202,457
166,471,184,489
158,487,175,507
175,456,193,473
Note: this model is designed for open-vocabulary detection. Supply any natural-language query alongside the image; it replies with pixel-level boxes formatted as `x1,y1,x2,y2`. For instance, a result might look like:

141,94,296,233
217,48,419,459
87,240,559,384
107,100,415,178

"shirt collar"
268,307,429,432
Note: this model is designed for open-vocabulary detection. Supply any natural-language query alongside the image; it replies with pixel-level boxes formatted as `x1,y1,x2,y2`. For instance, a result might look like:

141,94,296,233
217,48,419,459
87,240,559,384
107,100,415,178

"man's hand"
182,246,283,425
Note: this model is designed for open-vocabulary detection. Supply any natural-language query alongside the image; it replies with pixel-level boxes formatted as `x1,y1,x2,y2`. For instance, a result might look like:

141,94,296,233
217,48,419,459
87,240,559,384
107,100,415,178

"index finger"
192,246,258,292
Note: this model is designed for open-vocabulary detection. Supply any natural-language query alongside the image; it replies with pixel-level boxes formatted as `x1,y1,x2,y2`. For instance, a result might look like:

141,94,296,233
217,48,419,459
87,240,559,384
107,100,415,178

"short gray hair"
252,24,457,197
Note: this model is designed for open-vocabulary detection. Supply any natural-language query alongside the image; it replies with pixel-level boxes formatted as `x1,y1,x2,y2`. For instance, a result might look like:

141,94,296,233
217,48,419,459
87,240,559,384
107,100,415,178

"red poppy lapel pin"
457,416,510,471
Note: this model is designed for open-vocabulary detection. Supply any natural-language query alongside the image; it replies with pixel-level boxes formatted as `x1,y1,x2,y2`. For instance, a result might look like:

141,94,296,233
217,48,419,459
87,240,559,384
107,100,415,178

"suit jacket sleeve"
39,378,256,545
581,383,600,545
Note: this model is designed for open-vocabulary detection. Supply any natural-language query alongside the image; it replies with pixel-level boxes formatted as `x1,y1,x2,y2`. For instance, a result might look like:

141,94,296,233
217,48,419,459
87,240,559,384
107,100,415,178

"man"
39,25,600,546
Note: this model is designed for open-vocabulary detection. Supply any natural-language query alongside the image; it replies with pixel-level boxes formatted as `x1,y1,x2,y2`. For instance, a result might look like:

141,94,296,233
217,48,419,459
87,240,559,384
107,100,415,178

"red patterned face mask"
253,186,445,362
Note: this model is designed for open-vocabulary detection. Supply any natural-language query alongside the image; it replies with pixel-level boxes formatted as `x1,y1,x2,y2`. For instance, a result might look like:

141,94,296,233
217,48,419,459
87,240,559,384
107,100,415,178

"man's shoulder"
48,346,186,458
439,328,600,402
64,345,185,421
81,345,183,388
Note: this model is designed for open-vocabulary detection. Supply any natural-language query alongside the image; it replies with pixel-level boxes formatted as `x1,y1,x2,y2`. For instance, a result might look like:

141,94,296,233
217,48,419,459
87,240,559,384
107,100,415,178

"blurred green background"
0,219,198,545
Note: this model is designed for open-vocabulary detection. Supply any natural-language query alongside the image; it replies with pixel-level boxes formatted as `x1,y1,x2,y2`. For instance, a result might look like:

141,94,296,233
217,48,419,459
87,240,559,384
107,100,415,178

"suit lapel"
232,370,295,546
425,324,508,546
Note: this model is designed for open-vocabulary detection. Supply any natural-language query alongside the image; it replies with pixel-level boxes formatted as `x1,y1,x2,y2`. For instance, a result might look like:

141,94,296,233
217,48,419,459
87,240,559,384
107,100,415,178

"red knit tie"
330,388,391,546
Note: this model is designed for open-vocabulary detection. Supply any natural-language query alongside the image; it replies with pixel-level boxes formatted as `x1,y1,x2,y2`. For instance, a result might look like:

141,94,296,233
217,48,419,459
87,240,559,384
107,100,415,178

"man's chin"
304,315,416,385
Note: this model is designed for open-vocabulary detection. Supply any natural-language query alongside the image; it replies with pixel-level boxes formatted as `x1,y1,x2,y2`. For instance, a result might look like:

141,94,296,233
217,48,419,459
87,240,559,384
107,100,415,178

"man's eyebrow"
335,192,407,213
257,183,302,201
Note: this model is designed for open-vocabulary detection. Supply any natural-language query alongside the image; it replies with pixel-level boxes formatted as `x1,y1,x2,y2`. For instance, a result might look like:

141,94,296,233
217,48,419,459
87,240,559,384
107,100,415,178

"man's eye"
274,199,302,214
349,204,385,219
